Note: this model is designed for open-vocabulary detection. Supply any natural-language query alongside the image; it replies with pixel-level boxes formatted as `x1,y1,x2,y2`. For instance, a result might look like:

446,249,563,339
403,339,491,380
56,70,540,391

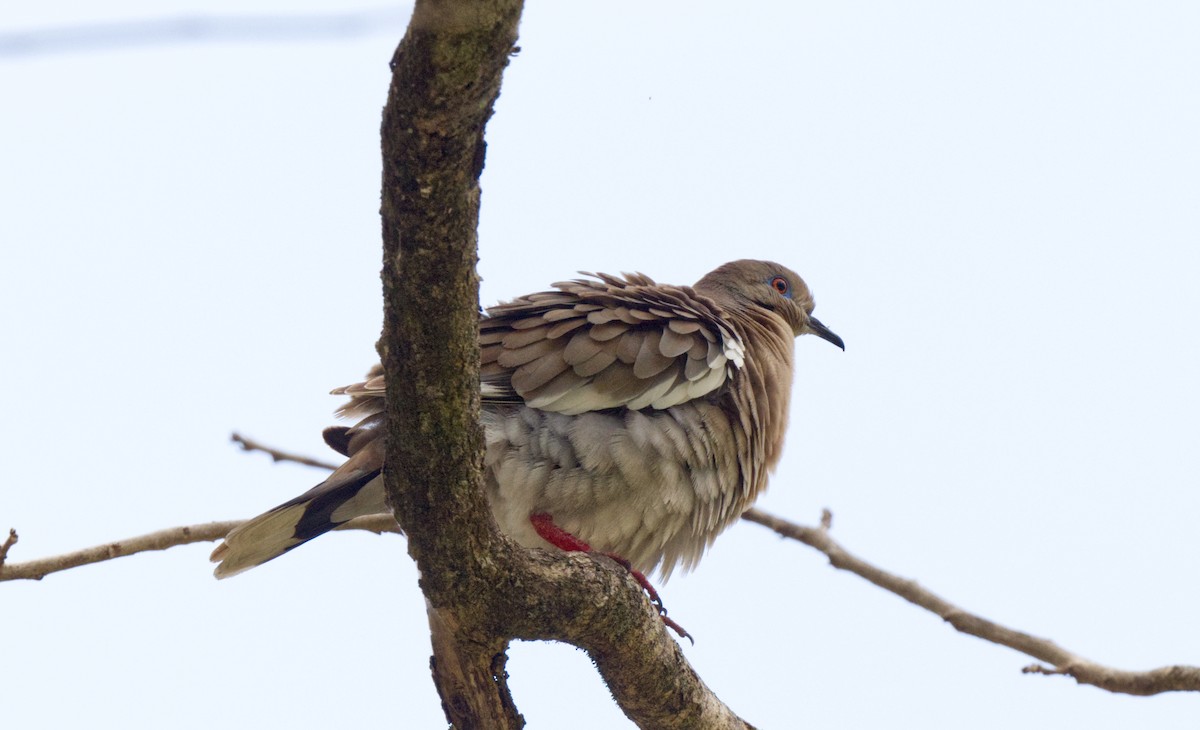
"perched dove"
211,260,842,582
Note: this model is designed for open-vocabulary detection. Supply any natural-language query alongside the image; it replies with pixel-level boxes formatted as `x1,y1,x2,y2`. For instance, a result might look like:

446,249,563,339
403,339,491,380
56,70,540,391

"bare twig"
741,507,1200,696
0,528,17,566
0,515,399,582
0,521,241,581
231,432,339,470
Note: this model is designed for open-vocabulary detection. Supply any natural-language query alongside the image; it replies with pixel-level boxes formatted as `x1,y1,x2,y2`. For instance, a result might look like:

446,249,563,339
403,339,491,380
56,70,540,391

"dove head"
696,259,844,349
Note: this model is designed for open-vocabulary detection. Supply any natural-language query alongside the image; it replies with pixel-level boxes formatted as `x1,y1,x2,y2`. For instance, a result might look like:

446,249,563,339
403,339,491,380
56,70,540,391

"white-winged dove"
211,260,842,583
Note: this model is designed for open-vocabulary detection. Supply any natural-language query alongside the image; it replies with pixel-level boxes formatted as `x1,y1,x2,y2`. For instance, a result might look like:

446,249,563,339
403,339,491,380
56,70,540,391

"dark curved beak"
807,317,845,350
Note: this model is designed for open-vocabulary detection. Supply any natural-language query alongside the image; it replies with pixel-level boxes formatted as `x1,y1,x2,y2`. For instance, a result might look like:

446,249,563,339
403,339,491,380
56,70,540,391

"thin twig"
0,515,399,582
741,507,1200,696
0,521,240,581
231,432,339,470
0,528,17,566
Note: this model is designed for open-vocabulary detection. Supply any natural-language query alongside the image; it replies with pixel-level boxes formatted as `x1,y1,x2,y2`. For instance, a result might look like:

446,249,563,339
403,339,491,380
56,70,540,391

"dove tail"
210,469,385,579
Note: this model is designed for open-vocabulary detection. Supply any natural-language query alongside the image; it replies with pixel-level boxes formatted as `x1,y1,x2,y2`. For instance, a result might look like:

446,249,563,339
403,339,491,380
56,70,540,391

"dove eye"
770,276,790,297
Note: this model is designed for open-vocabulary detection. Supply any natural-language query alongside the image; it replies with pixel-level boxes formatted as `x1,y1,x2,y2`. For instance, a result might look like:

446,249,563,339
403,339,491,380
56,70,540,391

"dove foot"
529,512,692,643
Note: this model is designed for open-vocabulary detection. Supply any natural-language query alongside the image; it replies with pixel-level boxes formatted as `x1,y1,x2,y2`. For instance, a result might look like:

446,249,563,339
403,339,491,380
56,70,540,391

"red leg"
597,552,663,610
530,512,593,552
528,513,693,643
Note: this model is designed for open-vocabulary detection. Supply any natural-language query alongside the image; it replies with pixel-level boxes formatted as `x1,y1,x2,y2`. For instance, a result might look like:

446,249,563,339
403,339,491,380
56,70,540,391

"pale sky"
3,2,1198,728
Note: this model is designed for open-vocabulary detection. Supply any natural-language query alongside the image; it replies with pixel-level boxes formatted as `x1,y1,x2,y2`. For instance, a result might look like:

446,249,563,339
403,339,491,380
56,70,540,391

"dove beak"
807,317,845,350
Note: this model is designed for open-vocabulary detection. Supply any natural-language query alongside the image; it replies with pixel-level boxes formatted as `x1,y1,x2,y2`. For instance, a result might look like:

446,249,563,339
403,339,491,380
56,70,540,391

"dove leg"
529,512,691,642
528,512,592,553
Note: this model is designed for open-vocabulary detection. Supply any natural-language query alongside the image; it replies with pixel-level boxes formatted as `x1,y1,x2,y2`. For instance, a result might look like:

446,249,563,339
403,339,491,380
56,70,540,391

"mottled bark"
380,1,523,726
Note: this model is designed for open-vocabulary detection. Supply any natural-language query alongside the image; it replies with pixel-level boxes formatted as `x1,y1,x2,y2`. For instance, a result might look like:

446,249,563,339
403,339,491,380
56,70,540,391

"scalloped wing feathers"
480,274,743,415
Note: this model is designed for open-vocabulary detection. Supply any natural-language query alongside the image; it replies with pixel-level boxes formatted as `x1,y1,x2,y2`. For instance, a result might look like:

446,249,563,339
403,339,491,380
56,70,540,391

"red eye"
771,276,790,295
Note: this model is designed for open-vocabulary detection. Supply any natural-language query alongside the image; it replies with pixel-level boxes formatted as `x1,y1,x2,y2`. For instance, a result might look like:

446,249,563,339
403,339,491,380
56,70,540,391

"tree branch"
377,1,751,727
0,521,240,581
231,431,340,470
741,507,1200,696
0,515,399,582
0,528,18,565
380,3,523,725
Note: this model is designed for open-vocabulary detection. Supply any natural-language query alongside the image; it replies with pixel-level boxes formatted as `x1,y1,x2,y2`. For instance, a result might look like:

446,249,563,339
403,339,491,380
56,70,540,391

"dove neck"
723,306,796,501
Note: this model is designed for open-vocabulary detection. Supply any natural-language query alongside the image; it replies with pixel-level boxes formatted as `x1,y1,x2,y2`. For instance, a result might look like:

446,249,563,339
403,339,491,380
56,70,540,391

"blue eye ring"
770,275,791,297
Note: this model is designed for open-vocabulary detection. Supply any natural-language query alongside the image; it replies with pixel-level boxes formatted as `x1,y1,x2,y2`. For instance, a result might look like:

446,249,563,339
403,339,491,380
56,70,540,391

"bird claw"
530,514,694,642
600,552,661,606
661,615,694,644
601,551,692,643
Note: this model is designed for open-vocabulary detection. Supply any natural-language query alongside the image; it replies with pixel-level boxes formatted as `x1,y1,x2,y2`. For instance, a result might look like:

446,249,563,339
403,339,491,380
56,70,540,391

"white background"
2,2,1197,727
